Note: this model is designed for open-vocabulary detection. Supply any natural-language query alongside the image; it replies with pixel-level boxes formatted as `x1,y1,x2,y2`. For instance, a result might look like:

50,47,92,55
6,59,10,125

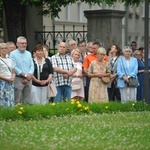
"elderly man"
10,36,34,104
6,41,16,57
51,42,77,102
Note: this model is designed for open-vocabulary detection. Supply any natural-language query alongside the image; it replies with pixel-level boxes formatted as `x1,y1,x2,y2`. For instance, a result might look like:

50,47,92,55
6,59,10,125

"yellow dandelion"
77,103,82,108
15,103,21,107
50,103,56,106
84,106,89,110
105,106,108,109
71,101,75,104
71,99,75,102
18,111,22,115
76,101,80,104
132,103,135,107
20,107,24,110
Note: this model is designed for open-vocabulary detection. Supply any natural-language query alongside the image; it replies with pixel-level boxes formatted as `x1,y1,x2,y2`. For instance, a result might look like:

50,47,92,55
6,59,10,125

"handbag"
47,82,57,98
71,81,82,90
121,59,138,88
101,76,110,84
127,78,138,87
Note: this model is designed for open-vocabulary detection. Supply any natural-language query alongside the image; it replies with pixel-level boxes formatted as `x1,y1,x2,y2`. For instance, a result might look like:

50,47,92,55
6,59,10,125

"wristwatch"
127,76,131,79
24,74,27,78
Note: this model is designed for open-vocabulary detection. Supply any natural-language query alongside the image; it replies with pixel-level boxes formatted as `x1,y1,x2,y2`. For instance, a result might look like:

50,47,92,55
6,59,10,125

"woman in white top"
32,44,53,104
71,49,84,100
0,43,15,106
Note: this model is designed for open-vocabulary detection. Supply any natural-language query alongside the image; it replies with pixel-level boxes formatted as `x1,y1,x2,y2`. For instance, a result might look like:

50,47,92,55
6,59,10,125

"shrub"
0,101,149,121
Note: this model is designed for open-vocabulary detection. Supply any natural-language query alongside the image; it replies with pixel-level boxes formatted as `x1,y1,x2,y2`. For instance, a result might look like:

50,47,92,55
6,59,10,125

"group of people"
0,37,147,107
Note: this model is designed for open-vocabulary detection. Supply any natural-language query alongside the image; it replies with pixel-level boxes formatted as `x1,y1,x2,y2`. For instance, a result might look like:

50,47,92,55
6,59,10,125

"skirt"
0,80,14,107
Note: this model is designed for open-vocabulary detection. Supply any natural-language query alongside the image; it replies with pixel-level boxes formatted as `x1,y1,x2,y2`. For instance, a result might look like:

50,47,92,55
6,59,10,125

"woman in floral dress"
0,43,15,106
88,47,110,103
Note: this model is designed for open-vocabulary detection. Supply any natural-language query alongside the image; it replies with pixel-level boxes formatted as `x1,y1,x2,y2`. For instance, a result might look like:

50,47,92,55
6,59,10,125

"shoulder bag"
0,58,11,72
71,81,82,90
101,62,110,84
101,76,111,84
47,82,58,98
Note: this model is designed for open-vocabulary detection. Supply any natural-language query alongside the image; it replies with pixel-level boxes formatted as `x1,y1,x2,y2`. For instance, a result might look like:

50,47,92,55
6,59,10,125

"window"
78,2,82,22
66,5,70,21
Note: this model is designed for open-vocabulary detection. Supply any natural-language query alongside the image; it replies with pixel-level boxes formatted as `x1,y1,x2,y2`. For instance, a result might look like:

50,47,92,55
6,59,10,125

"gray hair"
122,46,132,53
17,36,27,42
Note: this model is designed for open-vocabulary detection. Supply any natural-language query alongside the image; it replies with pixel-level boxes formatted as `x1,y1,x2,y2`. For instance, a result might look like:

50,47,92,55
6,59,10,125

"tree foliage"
20,0,143,17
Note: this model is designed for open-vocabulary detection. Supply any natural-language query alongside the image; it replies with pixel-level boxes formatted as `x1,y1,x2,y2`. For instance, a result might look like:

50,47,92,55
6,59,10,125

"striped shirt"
51,53,76,86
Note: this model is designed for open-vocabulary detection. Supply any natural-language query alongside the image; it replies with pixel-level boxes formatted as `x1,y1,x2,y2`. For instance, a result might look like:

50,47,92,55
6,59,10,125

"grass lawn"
0,111,150,150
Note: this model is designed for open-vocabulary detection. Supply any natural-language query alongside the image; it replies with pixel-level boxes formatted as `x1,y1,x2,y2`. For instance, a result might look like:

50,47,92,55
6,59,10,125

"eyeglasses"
19,42,27,45
125,50,132,52
1,47,7,49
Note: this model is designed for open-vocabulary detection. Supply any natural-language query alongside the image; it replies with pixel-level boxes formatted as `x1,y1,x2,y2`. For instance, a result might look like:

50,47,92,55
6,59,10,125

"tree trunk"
3,0,26,43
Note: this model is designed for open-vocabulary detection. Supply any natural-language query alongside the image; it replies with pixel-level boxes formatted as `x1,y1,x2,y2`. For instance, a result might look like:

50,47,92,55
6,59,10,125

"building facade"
43,2,147,49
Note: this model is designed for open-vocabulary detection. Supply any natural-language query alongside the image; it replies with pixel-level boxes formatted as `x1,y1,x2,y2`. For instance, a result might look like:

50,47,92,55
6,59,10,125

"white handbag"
71,81,82,90
47,82,57,97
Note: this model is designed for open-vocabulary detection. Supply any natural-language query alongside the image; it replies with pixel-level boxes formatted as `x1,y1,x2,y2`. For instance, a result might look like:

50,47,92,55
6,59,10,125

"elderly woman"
32,44,53,104
0,43,15,106
71,49,84,100
88,47,110,103
67,40,77,55
117,46,138,103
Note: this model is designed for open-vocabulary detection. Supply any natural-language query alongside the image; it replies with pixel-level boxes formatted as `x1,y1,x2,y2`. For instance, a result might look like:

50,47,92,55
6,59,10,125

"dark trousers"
84,76,91,102
108,81,121,101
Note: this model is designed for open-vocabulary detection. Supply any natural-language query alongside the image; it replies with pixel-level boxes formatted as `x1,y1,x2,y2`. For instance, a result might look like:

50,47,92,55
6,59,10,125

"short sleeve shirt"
51,53,76,86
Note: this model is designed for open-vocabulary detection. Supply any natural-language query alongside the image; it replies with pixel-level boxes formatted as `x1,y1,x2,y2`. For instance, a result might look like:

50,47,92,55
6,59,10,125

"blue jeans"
54,85,72,102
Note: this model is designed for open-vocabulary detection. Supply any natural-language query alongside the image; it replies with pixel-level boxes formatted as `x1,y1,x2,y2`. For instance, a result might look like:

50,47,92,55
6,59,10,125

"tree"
1,0,143,43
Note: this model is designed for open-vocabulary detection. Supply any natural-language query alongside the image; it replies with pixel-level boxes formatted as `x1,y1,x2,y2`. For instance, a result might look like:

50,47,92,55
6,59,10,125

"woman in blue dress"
134,49,150,101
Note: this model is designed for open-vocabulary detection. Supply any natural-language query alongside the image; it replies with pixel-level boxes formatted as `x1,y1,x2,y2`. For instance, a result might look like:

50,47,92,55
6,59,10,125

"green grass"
0,112,150,150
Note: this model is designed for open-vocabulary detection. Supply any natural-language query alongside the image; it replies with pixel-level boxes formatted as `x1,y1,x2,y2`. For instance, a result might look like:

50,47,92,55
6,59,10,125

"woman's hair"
33,44,43,52
122,46,132,53
97,47,106,55
107,47,111,56
112,44,122,56
0,43,8,49
71,49,81,57
0,43,8,56
133,50,141,57
68,40,77,46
